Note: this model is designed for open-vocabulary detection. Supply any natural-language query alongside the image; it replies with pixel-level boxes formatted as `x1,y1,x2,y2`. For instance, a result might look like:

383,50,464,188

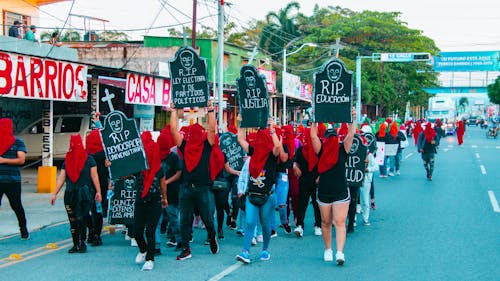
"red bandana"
338,123,349,141
141,131,161,199
317,135,340,174
303,128,318,172
0,118,16,156
184,123,207,172
65,134,88,183
249,129,274,179
318,123,327,140
378,123,387,138
157,125,176,161
227,124,238,134
282,125,295,160
456,120,465,135
85,129,103,154
209,135,225,181
390,122,399,139
423,123,436,143
413,121,423,138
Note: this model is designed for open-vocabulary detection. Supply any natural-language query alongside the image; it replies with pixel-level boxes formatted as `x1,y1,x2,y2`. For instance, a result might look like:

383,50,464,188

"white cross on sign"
102,89,115,112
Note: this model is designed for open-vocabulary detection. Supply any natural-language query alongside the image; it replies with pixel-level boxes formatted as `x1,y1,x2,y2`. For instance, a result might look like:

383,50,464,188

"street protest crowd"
0,107,465,271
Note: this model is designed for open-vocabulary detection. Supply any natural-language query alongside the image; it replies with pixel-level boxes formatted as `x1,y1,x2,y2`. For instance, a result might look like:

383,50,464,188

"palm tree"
458,97,469,114
259,1,301,59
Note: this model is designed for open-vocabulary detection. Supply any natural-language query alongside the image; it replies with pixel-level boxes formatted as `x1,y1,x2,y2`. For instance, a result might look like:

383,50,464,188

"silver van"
18,114,95,160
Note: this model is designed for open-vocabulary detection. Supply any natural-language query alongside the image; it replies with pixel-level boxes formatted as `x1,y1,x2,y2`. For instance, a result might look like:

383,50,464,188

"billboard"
432,51,500,72
125,72,171,106
258,68,276,94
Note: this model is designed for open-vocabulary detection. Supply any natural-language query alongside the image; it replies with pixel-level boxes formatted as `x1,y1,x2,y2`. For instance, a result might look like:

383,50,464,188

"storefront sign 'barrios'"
0,51,88,102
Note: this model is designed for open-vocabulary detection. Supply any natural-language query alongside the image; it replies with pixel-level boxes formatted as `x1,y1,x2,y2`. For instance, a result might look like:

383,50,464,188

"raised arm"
310,123,322,154
169,103,183,147
342,107,357,154
206,100,216,146
268,118,282,157
237,114,249,153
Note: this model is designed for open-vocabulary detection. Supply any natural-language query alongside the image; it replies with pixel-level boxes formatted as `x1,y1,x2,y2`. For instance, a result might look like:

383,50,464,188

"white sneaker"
396,170,400,176
324,249,333,262
335,252,345,265
294,225,304,237
135,252,146,264
125,234,131,241
388,172,395,177
141,260,154,271
356,204,361,214
257,235,263,243
363,220,371,226
131,238,138,247
251,237,257,245
314,226,322,236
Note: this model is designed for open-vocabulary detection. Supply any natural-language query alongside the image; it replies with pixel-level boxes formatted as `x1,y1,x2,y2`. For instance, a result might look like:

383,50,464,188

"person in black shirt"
170,100,219,260
8,20,22,38
310,107,356,266
418,123,440,181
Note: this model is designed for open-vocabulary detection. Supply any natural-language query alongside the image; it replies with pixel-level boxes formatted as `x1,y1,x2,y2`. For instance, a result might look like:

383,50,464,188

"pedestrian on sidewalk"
0,118,29,240
310,107,356,266
418,123,439,181
50,134,102,253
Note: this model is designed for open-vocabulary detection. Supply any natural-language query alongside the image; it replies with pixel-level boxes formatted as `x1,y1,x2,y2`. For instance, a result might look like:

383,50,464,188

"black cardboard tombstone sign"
220,132,245,171
169,46,209,108
237,65,270,128
345,134,367,187
100,111,148,179
313,58,353,123
362,132,377,154
108,176,137,225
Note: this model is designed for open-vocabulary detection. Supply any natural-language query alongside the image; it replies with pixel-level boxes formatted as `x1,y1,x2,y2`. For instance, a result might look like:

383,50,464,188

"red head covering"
282,125,295,160
0,118,16,156
246,132,257,146
390,122,399,139
456,120,465,135
338,123,349,141
386,118,392,124
65,134,88,183
227,124,238,134
209,135,225,181
141,131,161,199
297,124,305,135
317,134,340,174
157,125,176,161
377,123,387,138
85,129,103,154
184,123,208,172
423,123,436,143
303,128,318,172
249,129,274,179
435,118,442,127
317,123,327,140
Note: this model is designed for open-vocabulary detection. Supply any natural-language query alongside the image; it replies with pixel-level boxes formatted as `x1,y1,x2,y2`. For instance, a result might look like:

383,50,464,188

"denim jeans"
359,175,372,222
243,193,276,252
271,173,289,229
166,204,181,243
179,184,216,249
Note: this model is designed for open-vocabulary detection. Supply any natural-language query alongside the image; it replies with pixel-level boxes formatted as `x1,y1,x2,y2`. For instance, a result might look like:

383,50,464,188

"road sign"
373,52,431,62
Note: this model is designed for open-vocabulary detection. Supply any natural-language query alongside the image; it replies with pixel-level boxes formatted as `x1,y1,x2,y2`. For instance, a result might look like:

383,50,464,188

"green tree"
487,75,500,104
458,97,469,113
99,30,129,41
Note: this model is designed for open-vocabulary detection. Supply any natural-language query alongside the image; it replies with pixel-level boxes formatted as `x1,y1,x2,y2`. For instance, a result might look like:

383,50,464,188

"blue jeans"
243,193,276,252
387,156,396,173
166,204,181,243
271,173,289,229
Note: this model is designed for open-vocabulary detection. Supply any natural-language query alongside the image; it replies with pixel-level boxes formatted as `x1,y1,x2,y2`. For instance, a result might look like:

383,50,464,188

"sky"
37,0,500,52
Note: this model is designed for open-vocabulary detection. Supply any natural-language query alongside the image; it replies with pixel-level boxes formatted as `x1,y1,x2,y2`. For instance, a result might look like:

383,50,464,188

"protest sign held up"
100,111,148,179
169,46,209,108
345,134,368,187
220,132,245,171
313,58,353,123
237,65,270,128
108,176,137,225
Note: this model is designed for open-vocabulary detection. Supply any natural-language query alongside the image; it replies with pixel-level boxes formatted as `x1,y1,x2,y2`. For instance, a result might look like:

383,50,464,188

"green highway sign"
373,52,431,62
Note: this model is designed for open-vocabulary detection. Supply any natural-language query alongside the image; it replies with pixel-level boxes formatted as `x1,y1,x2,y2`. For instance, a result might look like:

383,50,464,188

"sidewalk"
0,167,67,238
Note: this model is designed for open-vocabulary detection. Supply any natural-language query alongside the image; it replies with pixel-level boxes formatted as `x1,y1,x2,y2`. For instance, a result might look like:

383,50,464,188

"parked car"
18,114,96,160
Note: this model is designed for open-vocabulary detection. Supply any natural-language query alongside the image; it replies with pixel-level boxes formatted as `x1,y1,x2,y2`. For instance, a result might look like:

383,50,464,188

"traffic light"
413,53,431,61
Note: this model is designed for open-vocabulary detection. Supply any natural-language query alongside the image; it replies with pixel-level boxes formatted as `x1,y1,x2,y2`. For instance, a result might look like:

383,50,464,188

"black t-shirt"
247,146,277,194
180,139,212,186
294,146,318,183
62,155,97,191
317,144,348,202
276,145,290,173
90,150,109,194
163,151,182,205
135,164,166,202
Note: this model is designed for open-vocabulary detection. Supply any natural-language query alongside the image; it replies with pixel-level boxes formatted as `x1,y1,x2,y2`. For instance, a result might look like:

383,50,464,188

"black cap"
324,128,337,138
14,20,21,25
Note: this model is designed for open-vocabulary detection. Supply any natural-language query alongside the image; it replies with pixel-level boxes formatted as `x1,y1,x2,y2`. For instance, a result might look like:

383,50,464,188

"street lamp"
282,42,317,125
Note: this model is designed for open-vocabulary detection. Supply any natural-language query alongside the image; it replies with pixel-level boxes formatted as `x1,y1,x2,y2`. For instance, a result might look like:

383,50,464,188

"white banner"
375,142,385,165
0,51,88,102
385,144,399,156
126,72,171,106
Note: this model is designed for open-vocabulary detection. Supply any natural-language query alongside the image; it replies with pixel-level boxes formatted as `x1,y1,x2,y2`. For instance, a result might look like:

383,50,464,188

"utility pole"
192,0,197,48
217,0,225,126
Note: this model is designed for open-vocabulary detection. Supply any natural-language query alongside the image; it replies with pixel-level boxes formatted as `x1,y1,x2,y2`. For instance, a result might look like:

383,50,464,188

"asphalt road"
1,126,499,281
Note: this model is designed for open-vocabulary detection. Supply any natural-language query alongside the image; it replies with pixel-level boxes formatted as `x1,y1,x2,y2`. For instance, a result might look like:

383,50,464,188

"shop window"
3,10,30,37
60,117,83,133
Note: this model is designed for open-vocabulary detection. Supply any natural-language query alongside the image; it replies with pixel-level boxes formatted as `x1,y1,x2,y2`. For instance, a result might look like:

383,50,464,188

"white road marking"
487,191,500,213
480,165,486,175
471,145,478,148
207,262,244,281
496,146,500,149
475,153,480,159
404,153,414,159
448,145,453,148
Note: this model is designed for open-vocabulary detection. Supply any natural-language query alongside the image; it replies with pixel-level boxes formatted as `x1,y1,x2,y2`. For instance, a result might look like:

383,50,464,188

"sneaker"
257,235,263,243
324,249,333,262
427,175,432,181
141,260,154,271
356,204,361,214
251,237,257,245
20,231,30,240
314,226,322,236
236,230,244,236
68,245,79,254
379,174,387,178
176,247,192,260
209,238,219,254
166,239,177,247
226,216,232,227
154,248,162,256
335,252,345,265
363,220,371,226
270,230,277,238
90,237,103,247
396,170,400,176
388,172,395,177
135,252,146,264
125,234,132,241
189,236,194,243
259,250,270,261
78,242,87,253
230,221,237,230
283,223,292,234
371,202,377,210
236,251,250,264
294,225,304,238
131,238,138,247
